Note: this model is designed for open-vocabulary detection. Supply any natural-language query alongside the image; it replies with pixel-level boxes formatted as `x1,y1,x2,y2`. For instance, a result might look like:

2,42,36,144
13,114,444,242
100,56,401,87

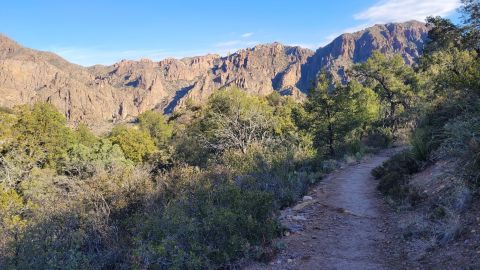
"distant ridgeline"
0,21,427,127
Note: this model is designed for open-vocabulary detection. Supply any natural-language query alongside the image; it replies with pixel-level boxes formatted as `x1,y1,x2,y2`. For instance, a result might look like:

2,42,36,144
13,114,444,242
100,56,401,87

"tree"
138,111,173,147
0,109,16,150
425,1,480,53
0,184,30,263
266,92,302,138
351,52,418,133
109,125,156,163
73,123,99,147
461,0,480,52
425,16,463,53
9,103,73,168
197,88,275,154
297,72,378,157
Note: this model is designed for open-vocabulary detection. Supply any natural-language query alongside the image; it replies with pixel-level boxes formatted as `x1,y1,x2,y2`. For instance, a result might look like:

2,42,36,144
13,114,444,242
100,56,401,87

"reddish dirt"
246,148,410,270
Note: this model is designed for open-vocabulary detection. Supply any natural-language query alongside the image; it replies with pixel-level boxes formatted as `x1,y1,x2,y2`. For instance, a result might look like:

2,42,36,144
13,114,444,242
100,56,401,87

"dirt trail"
247,148,408,270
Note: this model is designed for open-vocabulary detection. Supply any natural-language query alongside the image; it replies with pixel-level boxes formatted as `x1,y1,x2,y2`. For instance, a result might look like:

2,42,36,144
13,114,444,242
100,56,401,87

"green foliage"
372,151,421,203
426,0,479,53
133,183,280,269
199,87,275,154
221,144,319,208
266,92,302,137
0,110,16,150
11,103,73,168
4,4,480,266
138,110,173,147
436,114,480,184
61,139,128,177
109,125,157,163
410,128,434,161
0,88,320,269
421,48,480,99
297,72,378,157
0,184,30,262
425,16,464,53
5,164,153,269
352,51,418,133
73,123,98,147
364,127,394,148
174,88,289,166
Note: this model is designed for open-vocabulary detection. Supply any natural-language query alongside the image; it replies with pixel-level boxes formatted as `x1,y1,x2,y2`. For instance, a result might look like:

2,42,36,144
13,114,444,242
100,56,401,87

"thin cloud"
241,32,253,38
321,0,461,46
354,0,461,23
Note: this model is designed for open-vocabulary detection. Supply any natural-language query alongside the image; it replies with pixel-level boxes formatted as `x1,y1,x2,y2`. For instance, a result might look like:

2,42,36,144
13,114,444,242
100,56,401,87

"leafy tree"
425,1,480,53
109,125,156,163
421,48,480,99
138,110,173,147
352,52,418,133
461,0,480,52
62,139,128,177
425,16,463,53
297,72,378,157
197,88,275,154
0,110,16,150
266,92,302,138
0,184,30,262
73,123,99,147
10,103,73,168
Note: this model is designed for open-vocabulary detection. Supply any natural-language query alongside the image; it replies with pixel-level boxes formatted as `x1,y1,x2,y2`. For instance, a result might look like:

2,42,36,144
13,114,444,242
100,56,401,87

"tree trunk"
390,100,396,131
328,122,334,157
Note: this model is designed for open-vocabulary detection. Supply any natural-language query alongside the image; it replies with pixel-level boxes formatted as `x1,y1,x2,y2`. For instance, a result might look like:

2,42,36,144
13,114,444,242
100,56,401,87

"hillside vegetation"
370,1,480,264
0,1,479,269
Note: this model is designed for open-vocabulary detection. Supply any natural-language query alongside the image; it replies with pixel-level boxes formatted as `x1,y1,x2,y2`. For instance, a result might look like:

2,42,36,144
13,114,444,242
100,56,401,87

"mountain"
0,21,428,127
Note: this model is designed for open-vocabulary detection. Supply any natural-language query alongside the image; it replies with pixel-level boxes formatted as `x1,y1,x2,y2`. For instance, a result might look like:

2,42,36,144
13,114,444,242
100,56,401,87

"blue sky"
0,0,461,66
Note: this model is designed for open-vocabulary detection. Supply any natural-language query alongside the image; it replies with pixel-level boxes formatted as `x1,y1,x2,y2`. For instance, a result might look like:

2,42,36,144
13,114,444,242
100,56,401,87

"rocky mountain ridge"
0,21,428,127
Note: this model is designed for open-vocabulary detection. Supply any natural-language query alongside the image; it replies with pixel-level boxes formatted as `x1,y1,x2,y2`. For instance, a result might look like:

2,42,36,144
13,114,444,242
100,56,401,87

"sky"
0,0,462,66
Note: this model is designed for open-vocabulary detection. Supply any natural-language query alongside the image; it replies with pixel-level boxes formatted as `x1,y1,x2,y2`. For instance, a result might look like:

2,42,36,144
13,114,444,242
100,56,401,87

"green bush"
438,114,480,185
410,128,434,161
364,127,393,149
219,144,319,208
109,125,157,163
132,184,280,269
372,151,421,203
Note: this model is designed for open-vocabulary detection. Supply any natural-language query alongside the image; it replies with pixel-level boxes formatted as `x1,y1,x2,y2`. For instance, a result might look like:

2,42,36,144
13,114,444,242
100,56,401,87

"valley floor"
246,148,411,270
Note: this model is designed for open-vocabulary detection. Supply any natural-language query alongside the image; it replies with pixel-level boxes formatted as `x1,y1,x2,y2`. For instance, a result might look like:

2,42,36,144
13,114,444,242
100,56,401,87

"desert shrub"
7,103,74,168
109,125,157,163
0,184,31,265
132,184,280,269
372,151,421,202
2,162,154,269
138,110,173,147
60,139,128,178
411,128,434,161
436,114,480,185
219,143,319,208
364,127,394,149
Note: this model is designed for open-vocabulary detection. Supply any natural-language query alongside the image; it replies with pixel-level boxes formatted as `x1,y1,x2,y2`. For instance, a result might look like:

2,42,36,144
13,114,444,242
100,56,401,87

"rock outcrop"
0,21,428,127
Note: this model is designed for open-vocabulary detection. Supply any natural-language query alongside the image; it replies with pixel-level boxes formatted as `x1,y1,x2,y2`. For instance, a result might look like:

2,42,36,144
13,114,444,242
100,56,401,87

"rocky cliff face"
0,21,428,127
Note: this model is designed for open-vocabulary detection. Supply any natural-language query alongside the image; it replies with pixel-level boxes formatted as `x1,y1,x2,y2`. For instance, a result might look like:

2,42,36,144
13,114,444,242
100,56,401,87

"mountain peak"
0,34,22,57
0,22,429,127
